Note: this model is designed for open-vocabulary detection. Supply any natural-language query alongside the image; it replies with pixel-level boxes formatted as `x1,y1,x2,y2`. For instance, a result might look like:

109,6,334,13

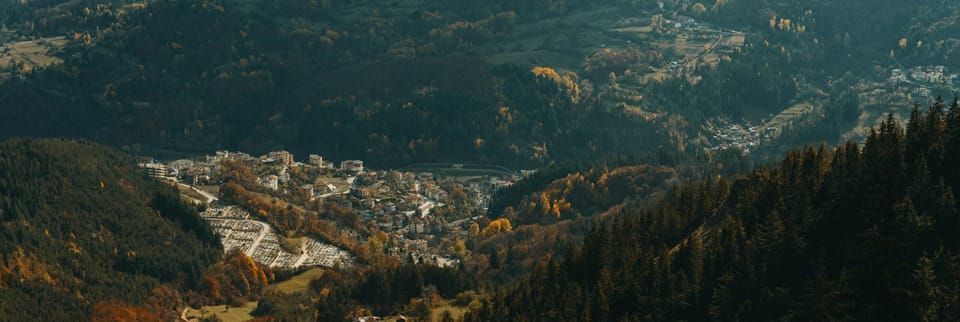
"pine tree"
909,255,946,321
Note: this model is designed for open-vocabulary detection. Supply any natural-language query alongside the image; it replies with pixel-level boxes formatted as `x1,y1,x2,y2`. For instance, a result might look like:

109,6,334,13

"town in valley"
138,149,520,271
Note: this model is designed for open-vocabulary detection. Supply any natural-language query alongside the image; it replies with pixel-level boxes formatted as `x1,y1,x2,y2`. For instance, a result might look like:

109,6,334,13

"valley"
2,0,960,321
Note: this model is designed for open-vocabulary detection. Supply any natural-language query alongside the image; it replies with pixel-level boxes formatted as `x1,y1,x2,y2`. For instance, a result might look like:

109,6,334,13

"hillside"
3,0,954,167
0,0,670,168
463,98,960,321
0,0,958,319
714,0,960,68
0,138,221,320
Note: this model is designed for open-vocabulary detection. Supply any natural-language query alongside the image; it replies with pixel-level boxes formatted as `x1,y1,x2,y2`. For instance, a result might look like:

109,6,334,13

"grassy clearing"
178,184,208,201
430,300,470,322
267,267,324,295
761,102,815,132
613,26,654,33
312,175,350,193
184,301,259,322
0,37,67,70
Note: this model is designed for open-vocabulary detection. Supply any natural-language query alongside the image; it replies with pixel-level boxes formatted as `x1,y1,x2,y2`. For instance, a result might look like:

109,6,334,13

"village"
702,119,776,154
889,65,960,98
139,150,518,270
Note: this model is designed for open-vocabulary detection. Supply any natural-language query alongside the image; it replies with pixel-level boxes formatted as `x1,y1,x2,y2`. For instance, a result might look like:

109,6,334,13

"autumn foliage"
90,301,163,322
482,218,513,238
201,249,273,306
0,139,221,320
219,181,304,234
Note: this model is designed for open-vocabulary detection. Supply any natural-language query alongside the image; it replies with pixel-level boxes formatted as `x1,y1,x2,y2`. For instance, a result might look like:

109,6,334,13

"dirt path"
292,241,310,268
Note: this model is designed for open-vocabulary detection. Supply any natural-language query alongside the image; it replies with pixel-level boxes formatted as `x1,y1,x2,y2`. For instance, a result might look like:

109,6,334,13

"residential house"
309,154,324,167
261,175,279,190
300,184,314,198
341,160,364,172
269,150,295,166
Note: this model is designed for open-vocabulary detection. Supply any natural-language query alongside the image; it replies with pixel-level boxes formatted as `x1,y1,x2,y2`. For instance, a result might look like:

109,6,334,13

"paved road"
178,183,218,204
245,220,271,254
399,163,517,176
446,215,483,229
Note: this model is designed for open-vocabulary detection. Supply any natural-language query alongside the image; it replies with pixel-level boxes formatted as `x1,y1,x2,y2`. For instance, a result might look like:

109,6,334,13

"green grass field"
430,300,470,322
267,267,324,295
184,301,259,322
182,269,324,321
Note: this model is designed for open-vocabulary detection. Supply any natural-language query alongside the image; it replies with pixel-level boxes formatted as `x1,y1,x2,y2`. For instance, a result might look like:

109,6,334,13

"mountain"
462,98,960,321
1,0,957,166
0,138,221,321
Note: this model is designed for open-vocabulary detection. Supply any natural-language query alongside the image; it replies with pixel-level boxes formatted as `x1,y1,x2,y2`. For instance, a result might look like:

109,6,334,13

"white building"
261,175,279,190
138,162,168,178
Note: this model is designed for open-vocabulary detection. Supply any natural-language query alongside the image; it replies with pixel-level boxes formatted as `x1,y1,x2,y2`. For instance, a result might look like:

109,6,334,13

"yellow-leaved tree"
531,66,580,103
482,218,513,238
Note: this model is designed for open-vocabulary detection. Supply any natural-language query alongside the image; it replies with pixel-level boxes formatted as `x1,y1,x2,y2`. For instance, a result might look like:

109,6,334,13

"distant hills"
0,0,664,168
0,0,957,166
0,138,221,320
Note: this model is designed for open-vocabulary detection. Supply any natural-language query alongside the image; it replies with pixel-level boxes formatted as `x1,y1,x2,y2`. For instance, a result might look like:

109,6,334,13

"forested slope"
0,138,221,320
0,0,668,168
464,98,960,321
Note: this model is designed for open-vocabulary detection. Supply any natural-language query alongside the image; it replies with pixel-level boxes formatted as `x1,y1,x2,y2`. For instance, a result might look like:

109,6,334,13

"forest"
0,139,221,320
0,139,280,320
273,98,960,321
461,98,960,321
0,0,667,168
1,0,959,320
2,0,955,168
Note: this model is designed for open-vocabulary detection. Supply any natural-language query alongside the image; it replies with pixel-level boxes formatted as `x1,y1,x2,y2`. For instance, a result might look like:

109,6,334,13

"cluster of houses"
704,120,774,154
334,170,511,233
137,150,361,185
139,149,518,268
889,66,959,97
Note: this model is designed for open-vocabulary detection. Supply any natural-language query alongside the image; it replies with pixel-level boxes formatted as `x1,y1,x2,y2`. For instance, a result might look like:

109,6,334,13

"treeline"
324,265,475,316
0,138,222,320
463,98,960,321
251,264,477,320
